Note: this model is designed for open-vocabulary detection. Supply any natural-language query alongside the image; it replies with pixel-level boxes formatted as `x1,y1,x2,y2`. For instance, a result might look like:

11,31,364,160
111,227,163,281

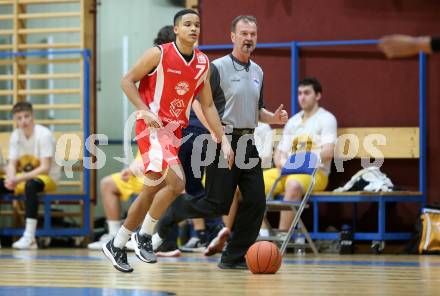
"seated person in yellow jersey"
0,102,61,250
263,77,337,233
88,152,144,250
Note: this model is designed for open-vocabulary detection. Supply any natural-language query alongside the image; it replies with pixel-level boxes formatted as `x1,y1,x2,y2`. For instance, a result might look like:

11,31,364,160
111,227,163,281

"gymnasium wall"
0,2,82,132
199,0,440,229
0,1,185,222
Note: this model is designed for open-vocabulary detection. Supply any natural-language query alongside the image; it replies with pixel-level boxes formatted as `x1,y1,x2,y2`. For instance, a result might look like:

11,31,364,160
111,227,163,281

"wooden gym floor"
0,248,439,295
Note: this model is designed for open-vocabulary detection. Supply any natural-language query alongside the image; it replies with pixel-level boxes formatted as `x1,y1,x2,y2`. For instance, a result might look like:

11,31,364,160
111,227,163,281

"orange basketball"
245,241,282,274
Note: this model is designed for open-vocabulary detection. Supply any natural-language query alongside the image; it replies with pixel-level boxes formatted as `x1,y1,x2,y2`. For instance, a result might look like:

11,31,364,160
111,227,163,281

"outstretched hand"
378,35,425,58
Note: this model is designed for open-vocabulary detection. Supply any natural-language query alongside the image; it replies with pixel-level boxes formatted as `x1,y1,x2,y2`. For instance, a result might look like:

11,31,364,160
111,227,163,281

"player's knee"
100,175,113,188
284,181,303,201
170,179,185,196
24,179,42,196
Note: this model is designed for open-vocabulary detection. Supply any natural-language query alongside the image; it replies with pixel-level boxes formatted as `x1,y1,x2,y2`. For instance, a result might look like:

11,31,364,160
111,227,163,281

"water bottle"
339,224,354,254
296,248,306,256
295,236,306,255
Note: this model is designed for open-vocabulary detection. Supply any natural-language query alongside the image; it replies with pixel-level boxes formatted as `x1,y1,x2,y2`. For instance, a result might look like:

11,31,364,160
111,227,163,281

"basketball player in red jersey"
102,9,233,273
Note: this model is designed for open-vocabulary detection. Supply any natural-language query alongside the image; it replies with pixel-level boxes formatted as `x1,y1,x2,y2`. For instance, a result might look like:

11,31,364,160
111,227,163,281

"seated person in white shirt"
0,102,61,249
263,77,337,233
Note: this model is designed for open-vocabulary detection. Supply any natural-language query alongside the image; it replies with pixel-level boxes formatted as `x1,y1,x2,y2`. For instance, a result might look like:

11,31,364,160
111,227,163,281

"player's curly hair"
154,25,176,46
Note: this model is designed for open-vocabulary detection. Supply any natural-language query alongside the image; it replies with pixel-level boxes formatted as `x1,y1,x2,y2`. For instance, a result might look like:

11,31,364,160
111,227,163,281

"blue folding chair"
265,151,320,255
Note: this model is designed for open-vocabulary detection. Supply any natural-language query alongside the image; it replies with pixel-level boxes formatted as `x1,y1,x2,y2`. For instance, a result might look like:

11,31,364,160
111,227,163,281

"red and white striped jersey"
138,42,209,127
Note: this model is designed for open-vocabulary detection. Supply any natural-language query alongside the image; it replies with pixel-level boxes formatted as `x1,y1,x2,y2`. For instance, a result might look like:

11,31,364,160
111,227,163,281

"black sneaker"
155,240,178,253
218,260,248,270
102,239,133,273
131,232,157,263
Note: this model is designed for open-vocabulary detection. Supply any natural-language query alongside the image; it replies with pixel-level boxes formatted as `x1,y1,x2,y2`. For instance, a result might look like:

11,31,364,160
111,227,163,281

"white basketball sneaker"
87,233,113,250
12,236,38,250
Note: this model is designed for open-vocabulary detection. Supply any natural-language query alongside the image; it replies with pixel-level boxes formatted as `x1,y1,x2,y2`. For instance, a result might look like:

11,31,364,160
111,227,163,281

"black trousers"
158,134,266,263
0,178,45,219
178,126,207,199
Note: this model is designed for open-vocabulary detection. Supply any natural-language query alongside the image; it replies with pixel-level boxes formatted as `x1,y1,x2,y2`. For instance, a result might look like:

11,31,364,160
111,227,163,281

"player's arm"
6,134,18,180
5,135,19,189
199,79,224,142
257,81,288,125
319,114,337,164
320,143,335,164
121,47,162,127
378,35,433,58
273,149,288,169
191,99,216,138
274,120,294,169
259,106,288,125
5,159,17,180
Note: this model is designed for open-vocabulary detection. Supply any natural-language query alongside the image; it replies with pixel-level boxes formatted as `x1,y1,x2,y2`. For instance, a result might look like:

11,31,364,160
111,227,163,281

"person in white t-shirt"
0,102,61,249
263,77,337,234
254,122,274,168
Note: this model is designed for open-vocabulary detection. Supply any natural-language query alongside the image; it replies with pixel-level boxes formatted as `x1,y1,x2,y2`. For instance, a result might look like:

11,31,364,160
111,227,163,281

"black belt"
230,128,255,136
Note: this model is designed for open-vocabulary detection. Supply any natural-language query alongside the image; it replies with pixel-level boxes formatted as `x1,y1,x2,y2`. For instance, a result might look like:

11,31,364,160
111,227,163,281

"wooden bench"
272,127,425,252
0,131,91,238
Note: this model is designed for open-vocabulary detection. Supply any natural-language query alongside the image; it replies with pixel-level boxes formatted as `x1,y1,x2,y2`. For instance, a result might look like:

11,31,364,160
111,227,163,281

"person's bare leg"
123,172,164,231
88,176,124,250
222,189,240,229
192,218,205,230
261,219,270,230
104,172,165,268
279,179,303,231
101,175,122,221
131,165,185,263
136,164,185,239
147,164,185,220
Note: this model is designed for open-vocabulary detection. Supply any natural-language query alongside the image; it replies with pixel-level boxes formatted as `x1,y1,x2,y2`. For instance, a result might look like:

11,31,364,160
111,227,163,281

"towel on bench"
334,166,394,192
